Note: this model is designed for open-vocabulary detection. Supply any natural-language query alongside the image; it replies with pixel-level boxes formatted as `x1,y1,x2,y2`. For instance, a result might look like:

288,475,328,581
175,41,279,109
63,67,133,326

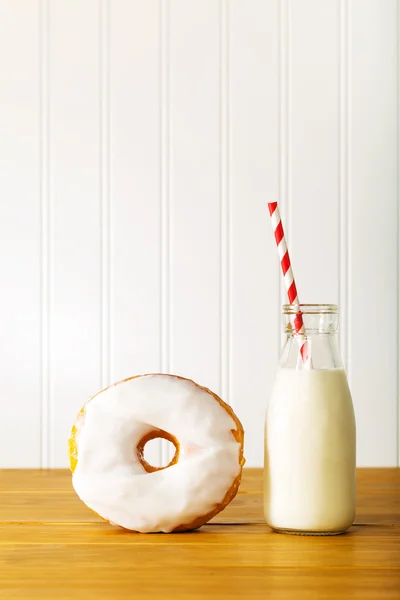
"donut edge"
68,373,245,532
172,379,245,532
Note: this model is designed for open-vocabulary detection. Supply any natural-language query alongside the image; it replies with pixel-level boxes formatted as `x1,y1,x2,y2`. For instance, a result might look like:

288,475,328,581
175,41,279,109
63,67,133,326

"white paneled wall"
0,0,398,468
0,1,41,467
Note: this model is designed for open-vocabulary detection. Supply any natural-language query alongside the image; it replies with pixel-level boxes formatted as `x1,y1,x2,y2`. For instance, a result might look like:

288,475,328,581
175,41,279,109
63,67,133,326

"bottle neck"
281,304,343,370
283,304,339,336
280,334,343,370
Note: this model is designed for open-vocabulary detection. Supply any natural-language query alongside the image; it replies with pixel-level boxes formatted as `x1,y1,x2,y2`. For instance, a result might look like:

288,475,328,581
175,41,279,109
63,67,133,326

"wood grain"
0,468,399,599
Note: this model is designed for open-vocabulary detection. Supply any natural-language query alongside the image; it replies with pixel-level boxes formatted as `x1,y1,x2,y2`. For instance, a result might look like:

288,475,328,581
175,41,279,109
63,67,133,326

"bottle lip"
282,303,338,315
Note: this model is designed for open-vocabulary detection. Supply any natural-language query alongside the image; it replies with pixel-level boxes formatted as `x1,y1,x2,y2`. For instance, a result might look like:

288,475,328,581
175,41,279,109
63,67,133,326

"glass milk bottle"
264,304,356,535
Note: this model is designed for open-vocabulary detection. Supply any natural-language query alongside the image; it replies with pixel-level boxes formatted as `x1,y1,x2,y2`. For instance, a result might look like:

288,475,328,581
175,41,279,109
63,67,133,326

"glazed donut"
69,374,245,533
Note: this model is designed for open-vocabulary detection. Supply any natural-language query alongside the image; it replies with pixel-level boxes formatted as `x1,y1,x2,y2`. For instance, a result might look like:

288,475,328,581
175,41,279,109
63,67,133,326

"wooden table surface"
0,468,399,599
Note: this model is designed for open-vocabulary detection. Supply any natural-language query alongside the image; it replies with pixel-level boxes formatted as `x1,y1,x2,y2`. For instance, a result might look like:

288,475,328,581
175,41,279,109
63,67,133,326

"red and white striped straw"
268,202,309,364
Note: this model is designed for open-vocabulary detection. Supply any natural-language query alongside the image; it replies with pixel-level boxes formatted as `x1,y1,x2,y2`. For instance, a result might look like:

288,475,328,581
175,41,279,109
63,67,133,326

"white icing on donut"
72,374,243,533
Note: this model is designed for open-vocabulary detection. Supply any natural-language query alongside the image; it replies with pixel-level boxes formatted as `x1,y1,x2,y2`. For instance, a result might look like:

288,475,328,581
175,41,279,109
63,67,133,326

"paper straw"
268,202,309,364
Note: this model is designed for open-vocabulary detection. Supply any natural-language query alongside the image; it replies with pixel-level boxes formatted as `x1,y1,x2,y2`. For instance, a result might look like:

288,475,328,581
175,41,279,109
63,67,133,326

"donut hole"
143,438,176,468
137,429,179,473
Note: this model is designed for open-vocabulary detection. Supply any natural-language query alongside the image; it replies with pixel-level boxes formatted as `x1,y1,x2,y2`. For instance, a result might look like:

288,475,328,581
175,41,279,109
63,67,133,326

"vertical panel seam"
286,0,292,245
100,0,110,389
160,0,170,464
347,0,352,386
220,0,230,403
339,0,349,372
40,0,50,469
160,0,170,378
397,0,400,466
279,0,289,350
